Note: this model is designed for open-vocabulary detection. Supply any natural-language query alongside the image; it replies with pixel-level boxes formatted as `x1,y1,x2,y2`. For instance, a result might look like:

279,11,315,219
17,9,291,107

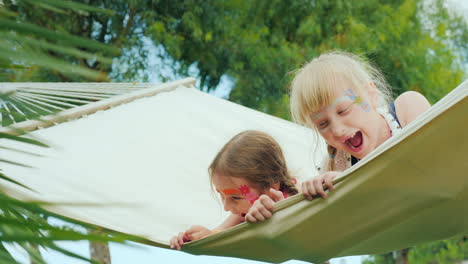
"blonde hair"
289,51,392,171
209,130,298,196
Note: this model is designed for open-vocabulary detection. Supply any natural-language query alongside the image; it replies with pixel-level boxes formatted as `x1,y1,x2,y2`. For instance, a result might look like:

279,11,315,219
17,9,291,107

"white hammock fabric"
0,79,323,246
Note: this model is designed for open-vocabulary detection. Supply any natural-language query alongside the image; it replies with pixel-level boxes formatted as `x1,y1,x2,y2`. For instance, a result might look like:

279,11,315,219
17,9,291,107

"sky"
6,0,468,263
8,234,361,264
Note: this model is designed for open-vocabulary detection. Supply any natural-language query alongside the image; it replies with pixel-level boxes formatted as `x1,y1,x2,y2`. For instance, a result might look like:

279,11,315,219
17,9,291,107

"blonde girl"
290,51,430,199
170,130,298,250
250,51,430,220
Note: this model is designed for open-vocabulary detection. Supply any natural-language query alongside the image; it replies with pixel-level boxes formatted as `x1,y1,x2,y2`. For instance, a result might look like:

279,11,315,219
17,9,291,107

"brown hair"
209,130,298,196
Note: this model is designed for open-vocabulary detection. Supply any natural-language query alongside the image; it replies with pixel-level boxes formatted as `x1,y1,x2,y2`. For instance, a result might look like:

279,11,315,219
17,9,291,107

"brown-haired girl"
170,130,298,250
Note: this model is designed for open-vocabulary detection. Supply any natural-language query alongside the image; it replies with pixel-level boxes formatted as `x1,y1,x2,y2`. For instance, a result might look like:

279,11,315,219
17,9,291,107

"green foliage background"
146,0,467,118
1,0,467,263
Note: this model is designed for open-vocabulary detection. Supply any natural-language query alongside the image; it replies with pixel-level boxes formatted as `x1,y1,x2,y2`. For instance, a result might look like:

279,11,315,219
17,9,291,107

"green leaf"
0,171,34,190
21,0,115,16
0,132,49,148
0,18,120,55
0,46,107,81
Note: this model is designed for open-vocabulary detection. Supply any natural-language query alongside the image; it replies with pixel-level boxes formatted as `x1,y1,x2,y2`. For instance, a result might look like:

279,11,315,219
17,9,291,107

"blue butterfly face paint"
312,89,371,120
345,89,371,112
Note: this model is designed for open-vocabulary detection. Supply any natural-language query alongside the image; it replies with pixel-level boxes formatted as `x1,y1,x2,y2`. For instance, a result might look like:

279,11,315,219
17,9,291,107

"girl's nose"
331,122,346,137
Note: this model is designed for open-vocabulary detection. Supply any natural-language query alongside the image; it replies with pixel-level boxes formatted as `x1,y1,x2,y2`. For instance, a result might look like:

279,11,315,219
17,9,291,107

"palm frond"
0,1,141,262
20,0,115,15
0,0,119,81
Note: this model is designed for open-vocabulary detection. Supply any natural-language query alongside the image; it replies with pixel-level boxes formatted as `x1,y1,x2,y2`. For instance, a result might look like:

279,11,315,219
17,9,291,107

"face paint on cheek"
239,185,259,205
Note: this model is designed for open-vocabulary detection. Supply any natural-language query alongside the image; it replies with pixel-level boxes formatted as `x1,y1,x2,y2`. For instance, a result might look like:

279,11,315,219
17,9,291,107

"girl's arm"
170,214,242,250
395,91,431,127
215,213,244,230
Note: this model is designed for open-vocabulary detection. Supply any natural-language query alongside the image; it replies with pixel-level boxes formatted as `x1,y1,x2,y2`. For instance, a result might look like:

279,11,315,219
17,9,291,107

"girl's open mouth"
345,131,363,152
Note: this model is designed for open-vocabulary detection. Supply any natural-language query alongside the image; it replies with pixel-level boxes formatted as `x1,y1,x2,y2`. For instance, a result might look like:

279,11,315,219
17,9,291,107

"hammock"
0,79,467,263
185,80,468,263
0,78,322,246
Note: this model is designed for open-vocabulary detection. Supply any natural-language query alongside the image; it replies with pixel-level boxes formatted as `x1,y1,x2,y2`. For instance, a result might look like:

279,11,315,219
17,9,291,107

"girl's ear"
367,82,380,108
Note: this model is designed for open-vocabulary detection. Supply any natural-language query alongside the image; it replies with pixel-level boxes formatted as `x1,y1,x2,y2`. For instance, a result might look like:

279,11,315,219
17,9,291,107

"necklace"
377,106,402,136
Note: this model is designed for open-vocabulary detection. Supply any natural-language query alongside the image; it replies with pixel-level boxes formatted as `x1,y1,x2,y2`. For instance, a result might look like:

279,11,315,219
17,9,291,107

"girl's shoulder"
394,91,431,127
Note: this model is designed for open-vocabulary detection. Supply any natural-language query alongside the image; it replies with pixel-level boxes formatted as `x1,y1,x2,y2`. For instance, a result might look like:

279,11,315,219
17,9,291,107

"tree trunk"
394,248,409,264
89,229,111,264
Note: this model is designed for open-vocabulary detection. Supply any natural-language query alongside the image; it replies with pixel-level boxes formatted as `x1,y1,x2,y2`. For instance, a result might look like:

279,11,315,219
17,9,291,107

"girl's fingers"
303,172,340,201
246,206,267,222
313,178,327,198
258,206,273,219
309,179,319,197
170,237,176,249
324,174,334,191
177,232,185,246
270,188,284,202
259,195,275,211
252,210,265,222
302,181,315,200
171,225,217,250
301,182,309,199
245,212,257,223
171,235,183,250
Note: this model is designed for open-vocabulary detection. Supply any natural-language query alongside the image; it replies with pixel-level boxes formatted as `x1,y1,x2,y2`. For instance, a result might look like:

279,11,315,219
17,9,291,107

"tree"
0,0,161,82
409,235,468,264
363,236,468,264
145,0,467,118
3,0,467,109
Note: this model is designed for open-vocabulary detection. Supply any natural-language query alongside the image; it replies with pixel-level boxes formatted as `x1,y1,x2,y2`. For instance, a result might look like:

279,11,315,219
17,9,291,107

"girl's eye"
231,196,242,201
318,120,329,129
338,104,352,115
